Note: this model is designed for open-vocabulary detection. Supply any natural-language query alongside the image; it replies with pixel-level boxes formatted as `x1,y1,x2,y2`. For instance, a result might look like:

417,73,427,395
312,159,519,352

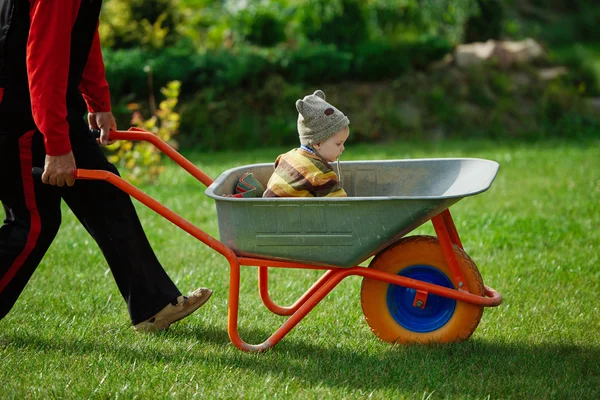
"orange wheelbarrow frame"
76,128,502,352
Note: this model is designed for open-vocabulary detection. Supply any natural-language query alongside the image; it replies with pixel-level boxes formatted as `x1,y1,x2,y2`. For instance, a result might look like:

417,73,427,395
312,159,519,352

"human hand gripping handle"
88,111,117,145
34,116,115,186
40,152,77,187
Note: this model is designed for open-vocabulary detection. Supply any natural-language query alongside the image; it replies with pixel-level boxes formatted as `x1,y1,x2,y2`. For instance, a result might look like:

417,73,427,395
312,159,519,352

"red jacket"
0,0,110,155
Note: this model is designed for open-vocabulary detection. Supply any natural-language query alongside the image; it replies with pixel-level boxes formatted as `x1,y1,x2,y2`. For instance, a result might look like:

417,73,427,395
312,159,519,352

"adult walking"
0,0,211,331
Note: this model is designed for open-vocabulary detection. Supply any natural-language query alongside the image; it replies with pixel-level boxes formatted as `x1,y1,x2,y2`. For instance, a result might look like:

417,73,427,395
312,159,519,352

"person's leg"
61,125,183,325
0,130,62,320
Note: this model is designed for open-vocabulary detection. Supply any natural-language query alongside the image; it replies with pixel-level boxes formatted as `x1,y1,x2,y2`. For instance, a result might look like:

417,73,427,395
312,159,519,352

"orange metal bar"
104,129,214,187
228,267,352,352
484,285,501,300
258,267,338,316
432,213,469,292
356,266,501,306
71,168,268,351
72,167,329,351
412,290,428,309
239,256,338,270
226,264,502,352
74,169,235,261
441,209,463,249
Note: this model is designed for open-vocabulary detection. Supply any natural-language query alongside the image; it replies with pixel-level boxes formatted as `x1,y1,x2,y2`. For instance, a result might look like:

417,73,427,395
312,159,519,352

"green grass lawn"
1,138,599,399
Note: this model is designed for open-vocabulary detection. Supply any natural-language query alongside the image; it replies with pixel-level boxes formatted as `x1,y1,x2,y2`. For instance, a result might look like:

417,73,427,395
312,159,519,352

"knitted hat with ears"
296,90,350,146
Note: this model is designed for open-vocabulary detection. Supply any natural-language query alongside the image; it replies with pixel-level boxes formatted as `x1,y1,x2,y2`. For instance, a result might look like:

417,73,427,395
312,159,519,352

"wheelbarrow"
76,128,502,352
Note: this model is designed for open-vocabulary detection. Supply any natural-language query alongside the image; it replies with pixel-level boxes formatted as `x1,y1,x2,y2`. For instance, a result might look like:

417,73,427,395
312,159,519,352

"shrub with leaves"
107,79,181,183
100,0,183,50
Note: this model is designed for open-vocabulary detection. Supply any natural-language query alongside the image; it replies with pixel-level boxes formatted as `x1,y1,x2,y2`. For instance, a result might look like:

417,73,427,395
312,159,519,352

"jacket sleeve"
27,0,82,156
79,23,111,113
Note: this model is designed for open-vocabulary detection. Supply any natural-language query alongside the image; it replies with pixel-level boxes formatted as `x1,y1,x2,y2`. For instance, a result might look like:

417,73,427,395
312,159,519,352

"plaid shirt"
263,148,347,198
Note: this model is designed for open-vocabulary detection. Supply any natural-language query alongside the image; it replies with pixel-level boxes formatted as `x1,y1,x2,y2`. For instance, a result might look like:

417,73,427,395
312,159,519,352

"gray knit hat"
296,90,350,146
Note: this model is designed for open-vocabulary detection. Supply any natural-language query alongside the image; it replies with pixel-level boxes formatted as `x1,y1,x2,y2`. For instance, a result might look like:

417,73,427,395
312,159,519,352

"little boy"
263,90,350,198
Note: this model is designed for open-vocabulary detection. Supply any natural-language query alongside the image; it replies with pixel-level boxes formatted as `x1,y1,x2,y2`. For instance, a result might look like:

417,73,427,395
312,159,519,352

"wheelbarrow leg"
258,267,338,316
227,260,352,352
431,210,469,292
440,209,463,249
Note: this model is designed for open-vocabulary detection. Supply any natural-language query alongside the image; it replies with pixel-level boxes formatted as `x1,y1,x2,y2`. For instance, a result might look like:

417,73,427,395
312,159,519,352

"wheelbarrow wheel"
361,235,484,344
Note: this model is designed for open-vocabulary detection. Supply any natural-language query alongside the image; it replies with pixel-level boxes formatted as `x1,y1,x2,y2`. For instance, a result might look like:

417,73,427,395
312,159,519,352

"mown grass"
1,138,599,399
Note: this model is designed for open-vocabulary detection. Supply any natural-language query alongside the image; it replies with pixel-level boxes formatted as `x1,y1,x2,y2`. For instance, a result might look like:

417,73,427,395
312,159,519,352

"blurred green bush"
100,0,599,151
154,64,597,151
103,38,454,99
502,0,600,45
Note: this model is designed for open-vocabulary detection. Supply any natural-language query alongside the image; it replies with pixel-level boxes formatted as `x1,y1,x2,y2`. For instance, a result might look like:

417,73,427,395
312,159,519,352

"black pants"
0,120,181,325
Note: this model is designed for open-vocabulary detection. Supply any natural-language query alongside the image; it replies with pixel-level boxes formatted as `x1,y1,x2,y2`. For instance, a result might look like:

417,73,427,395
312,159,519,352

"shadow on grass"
180,324,600,398
5,323,598,398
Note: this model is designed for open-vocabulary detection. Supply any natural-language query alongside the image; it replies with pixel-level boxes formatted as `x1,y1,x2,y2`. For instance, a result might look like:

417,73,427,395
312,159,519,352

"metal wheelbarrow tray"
76,129,502,352
205,159,499,267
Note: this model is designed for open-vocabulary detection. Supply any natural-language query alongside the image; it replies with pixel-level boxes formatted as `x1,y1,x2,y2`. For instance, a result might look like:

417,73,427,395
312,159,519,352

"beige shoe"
134,288,212,332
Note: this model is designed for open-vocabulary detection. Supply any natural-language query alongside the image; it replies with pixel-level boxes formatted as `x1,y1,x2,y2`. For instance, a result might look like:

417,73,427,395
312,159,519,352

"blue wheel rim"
386,265,456,333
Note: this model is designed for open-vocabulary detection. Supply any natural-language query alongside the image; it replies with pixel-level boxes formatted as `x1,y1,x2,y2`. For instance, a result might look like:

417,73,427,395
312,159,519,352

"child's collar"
300,144,316,155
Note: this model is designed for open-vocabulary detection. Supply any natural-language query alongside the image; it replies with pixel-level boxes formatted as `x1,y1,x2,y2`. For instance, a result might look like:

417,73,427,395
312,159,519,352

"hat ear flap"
296,99,304,114
314,90,326,100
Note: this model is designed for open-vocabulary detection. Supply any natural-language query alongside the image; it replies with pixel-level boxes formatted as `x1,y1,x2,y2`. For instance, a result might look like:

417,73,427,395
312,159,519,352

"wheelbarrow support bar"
102,128,214,187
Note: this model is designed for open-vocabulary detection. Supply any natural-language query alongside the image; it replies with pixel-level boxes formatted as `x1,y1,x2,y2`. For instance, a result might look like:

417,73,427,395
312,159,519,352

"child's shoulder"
282,148,327,165
279,149,333,177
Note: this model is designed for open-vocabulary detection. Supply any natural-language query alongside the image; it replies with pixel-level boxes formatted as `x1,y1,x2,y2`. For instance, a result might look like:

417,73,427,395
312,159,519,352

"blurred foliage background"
99,0,600,152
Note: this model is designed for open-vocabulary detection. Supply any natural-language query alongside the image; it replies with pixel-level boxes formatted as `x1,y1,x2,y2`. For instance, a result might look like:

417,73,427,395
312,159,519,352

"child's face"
314,127,349,162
